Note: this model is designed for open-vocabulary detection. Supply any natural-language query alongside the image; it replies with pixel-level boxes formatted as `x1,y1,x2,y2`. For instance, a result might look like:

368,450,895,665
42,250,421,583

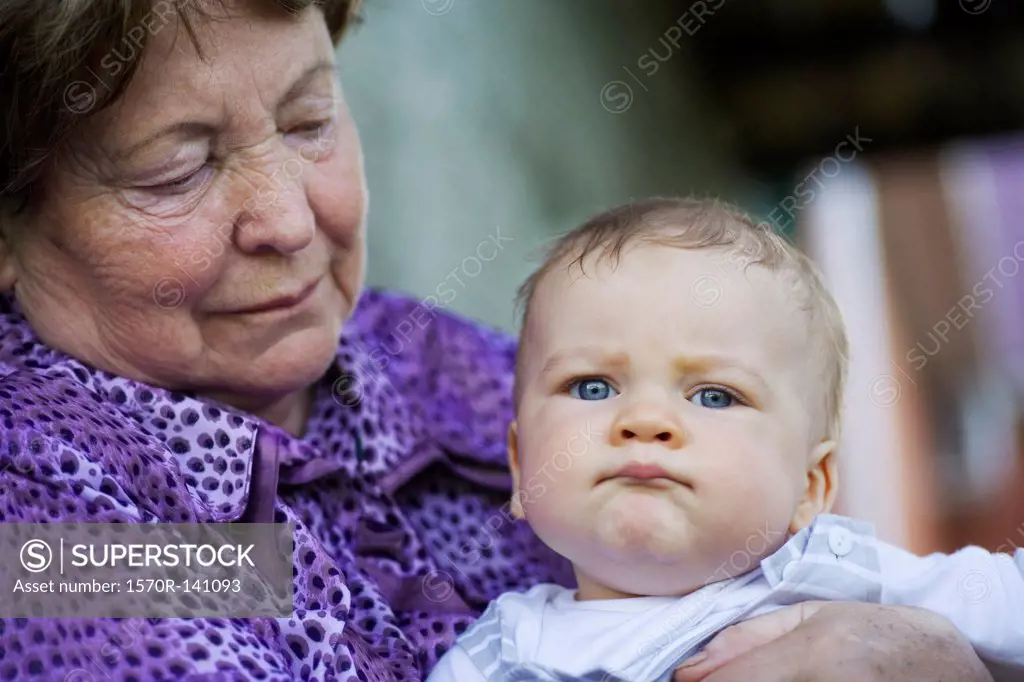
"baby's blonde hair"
514,197,849,443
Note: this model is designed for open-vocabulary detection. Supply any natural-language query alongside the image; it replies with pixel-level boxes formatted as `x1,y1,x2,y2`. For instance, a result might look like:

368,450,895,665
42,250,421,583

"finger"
673,602,825,682
693,626,811,682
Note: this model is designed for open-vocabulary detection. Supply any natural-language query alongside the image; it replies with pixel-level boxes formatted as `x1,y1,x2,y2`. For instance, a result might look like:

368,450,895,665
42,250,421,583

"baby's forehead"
544,239,803,302
531,244,812,347
516,207,841,437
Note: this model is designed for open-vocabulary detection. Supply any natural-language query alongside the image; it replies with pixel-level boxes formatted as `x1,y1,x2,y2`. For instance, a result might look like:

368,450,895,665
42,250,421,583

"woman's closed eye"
688,387,741,409
143,164,214,196
283,117,337,153
567,378,619,401
286,119,334,137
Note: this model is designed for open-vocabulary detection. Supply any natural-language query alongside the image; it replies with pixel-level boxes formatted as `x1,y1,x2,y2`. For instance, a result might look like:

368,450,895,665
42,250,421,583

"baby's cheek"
516,455,580,521
516,469,589,560
704,455,797,532
714,445,794,495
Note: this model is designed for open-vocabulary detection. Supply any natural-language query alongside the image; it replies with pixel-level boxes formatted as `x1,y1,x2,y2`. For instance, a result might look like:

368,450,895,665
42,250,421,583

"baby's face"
511,242,834,599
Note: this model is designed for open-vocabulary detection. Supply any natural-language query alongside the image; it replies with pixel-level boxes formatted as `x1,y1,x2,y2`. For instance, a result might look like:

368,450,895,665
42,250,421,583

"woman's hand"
672,602,994,682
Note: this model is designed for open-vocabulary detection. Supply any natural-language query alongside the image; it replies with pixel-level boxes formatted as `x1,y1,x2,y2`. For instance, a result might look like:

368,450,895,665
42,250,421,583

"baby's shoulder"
492,582,569,611
449,583,569,673
470,583,569,630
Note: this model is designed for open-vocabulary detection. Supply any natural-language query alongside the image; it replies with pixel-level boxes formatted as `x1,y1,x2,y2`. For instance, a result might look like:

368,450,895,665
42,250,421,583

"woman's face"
1,2,366,415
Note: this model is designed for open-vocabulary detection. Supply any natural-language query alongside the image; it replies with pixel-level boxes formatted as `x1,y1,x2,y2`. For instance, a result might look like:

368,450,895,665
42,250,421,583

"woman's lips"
230,278,320,314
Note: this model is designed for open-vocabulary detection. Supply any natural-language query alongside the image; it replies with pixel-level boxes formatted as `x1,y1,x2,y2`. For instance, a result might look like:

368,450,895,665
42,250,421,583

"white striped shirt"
427,514,1024,682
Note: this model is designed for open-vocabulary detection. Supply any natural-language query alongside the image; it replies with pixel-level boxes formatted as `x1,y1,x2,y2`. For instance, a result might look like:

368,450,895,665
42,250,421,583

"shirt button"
781,561,799,582
828,527,855,557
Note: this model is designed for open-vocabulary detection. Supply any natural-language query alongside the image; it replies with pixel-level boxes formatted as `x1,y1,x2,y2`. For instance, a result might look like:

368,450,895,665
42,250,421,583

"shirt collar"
760,514,882,601
340,289,517,488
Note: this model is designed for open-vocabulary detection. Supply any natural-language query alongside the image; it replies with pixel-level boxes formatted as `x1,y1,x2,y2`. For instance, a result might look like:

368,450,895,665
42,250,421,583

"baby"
427,197,1024,682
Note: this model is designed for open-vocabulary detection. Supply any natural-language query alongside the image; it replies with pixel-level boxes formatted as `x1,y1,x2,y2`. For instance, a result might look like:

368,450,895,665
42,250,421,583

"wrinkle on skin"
673,602,994,682
0,2,366,436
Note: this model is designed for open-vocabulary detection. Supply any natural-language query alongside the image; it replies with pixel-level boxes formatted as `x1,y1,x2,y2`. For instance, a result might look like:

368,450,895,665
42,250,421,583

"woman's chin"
248,333,339,390
192,327,340,398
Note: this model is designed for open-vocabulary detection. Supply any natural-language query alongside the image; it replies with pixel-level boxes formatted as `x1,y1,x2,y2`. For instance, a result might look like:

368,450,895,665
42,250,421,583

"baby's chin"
590,496,699,560
563,496,730,595
577,539,726,598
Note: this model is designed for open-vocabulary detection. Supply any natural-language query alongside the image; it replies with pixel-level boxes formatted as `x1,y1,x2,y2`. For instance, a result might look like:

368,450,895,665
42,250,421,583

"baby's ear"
789,440,838,533
507,421,526,519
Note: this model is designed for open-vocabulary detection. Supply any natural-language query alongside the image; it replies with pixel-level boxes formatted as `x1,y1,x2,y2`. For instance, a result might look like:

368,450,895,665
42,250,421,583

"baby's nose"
613,413,685,448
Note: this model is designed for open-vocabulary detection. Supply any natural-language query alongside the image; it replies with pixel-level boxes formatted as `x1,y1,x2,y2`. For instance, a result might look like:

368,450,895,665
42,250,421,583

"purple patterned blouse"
0,289,573,681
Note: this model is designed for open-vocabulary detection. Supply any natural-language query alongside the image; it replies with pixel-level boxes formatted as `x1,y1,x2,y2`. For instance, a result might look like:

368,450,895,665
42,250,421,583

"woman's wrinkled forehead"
81,3,337,145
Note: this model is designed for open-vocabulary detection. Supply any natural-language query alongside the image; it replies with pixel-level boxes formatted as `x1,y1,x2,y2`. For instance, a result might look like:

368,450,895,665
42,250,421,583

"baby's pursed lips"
615,462,671,479
598,461,691,487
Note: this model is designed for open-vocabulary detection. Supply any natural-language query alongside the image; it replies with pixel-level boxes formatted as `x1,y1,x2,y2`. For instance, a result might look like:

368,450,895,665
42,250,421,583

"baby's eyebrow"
540,346,629,376
538,348,771,393
674,355,770,392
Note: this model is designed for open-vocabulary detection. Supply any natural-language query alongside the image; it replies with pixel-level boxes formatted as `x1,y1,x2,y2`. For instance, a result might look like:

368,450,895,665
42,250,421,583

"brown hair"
0,0,361,210
513,197,849,441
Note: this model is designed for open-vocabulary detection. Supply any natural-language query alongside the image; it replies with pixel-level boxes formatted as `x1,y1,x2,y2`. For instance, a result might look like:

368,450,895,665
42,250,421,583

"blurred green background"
339,0,1022,330
337,0,1024,555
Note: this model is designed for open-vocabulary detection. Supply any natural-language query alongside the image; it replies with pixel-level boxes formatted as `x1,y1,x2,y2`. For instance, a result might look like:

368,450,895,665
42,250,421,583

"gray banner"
1,523,294,617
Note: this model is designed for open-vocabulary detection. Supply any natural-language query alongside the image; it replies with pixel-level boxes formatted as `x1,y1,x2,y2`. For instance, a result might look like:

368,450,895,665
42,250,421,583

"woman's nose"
610,405,686,448
233,167,316,255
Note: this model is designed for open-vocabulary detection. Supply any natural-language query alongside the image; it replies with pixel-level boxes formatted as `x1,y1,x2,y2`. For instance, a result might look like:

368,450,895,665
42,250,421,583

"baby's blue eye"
569,378,618,401
689,388,734,409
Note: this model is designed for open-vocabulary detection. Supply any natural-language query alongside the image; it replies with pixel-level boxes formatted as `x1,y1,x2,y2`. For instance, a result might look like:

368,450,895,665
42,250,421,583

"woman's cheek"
155,227,229,298
310,159,365,247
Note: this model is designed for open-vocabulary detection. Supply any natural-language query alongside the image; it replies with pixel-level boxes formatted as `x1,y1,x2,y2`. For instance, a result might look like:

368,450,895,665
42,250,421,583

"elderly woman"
0,1,998,681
